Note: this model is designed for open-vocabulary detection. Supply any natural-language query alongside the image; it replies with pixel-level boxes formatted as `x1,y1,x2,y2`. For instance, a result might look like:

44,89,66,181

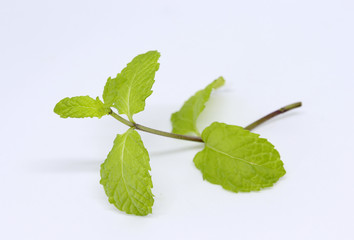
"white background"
1,0,354,239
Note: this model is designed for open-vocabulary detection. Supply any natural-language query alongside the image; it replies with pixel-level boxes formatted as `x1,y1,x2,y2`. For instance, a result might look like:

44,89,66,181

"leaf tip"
213,76,225,89
53,97,68,118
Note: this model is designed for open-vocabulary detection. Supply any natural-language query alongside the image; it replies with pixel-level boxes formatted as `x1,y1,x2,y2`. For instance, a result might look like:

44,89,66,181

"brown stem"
109,101,302,142
244,102,302,131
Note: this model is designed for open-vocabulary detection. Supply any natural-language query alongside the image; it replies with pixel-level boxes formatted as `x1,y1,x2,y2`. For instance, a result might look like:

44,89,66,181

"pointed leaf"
113,51,160,120
54,96,109,118
194,122,286,192
100,128,154,216
171,77,225,135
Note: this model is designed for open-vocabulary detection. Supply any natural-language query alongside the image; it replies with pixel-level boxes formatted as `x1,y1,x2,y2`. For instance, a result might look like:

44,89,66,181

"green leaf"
114,51,160,121
194,122,286,192
171,77,225,136
54,96,109,118
100,128,154,216
102,76,119,108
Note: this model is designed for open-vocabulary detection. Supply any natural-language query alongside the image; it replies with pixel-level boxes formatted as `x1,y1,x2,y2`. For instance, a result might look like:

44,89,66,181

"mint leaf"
102,76,119,108
171,77,225,136
113,51,160,121
54,96,109,118
100,128,154,216
194,122,286,192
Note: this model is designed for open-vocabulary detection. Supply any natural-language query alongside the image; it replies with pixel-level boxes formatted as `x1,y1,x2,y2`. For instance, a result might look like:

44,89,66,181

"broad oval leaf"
113,51,160,121
54,96,109,118
171,77,225,136
100,128,154,216
194,122,286,192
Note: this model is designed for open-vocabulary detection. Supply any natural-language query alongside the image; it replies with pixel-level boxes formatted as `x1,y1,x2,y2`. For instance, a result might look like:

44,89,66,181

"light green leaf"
194,122,286,192
114,51,160,121
102,76,119,108
54,96,109,118
171,77,225,136
100,128,154,216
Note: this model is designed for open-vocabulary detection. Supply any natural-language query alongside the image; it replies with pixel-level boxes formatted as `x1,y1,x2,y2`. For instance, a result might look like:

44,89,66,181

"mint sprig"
54,50,302,216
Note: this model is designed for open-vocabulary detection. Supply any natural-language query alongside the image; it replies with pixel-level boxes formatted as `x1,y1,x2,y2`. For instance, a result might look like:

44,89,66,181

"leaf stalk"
109,110,204,142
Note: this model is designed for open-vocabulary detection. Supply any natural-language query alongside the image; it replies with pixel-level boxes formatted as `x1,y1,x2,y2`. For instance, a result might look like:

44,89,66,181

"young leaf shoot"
171,77,225,136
